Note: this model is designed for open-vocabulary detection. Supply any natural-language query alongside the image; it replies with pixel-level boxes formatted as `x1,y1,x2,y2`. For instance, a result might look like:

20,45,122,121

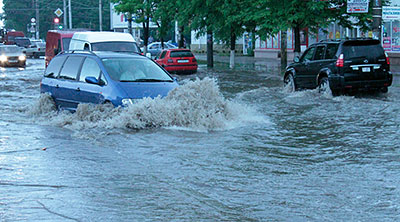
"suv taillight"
192,58,196,62
385,52,390,65
336,54,344,67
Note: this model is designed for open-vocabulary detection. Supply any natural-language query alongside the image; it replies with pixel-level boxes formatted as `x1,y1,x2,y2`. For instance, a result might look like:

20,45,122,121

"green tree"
3,0,35,36
3,0,111,39
111,0,156,53
153,0,175,48
213,0,249,68
187,0,221,67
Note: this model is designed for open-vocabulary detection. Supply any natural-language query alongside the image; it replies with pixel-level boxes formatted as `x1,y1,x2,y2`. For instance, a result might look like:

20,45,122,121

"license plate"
362,67,370,72
177,59,189,63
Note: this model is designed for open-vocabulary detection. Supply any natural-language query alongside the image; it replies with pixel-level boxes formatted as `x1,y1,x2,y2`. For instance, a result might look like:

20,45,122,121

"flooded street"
1,59,400,221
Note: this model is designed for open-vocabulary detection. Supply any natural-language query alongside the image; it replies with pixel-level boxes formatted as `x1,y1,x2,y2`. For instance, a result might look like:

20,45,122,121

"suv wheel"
284,73,296,92
318,77,329,93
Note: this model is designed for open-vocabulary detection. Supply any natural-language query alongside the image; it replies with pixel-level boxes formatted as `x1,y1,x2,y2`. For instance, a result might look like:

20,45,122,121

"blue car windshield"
102,58,173,82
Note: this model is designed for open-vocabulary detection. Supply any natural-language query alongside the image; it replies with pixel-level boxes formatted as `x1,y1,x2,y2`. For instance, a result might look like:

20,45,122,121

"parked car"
284,38,392,95
145,42,177,58
45,30,75,67
69,31,141,54
155,49,198,74
0,45,26,67
25,40,46,58
4,31,24,45
14,37,31,49
40,51,179,111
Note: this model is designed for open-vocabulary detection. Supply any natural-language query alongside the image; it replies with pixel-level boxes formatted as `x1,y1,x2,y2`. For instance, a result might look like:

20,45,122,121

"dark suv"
284,38,392,95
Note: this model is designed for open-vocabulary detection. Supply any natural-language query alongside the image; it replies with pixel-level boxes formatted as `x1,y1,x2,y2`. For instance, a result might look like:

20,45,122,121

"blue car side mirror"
85,76,102,85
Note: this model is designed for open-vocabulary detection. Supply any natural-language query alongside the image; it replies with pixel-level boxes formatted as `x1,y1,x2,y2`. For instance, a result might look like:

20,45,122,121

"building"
109,4,157,44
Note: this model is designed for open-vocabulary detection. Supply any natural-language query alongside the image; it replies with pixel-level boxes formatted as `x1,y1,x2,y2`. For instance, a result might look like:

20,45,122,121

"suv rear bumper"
329,73,393,91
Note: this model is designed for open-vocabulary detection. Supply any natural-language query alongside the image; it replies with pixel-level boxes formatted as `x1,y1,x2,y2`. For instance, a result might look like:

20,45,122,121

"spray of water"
27,78,266,131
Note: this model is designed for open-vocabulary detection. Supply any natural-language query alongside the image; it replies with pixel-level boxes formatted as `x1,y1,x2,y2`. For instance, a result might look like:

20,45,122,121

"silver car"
25,40,46,58
0,45,26,67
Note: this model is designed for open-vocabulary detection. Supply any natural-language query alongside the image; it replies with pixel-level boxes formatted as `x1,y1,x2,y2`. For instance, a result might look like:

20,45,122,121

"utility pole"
68,0,72,29
99,0,103,31
63,0,67,29
35,0,39,39
372,0,382,41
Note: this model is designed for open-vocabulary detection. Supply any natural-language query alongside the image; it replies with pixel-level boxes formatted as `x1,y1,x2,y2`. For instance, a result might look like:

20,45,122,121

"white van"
68,31,142,53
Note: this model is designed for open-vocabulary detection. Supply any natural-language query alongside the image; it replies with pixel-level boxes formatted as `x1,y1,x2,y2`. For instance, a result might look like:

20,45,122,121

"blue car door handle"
75,87,80,91
55,84,59,88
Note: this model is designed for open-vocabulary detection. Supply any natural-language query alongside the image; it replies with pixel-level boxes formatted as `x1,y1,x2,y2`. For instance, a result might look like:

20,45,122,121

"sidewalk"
195,53,400,75
194,53,281,71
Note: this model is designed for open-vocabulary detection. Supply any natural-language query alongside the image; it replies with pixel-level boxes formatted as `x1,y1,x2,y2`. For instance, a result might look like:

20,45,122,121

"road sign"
383,6,400,20
347,0,369,13
54,8,63,17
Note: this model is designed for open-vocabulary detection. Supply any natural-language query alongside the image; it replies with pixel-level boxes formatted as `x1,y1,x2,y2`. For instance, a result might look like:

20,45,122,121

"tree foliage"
3,0,111,39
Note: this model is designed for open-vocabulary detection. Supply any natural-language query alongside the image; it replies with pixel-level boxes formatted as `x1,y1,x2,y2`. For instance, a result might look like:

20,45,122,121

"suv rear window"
170,51,194,58
342,40,384,59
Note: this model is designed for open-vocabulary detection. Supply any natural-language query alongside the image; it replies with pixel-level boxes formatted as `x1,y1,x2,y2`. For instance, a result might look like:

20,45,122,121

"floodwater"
1,59,400,221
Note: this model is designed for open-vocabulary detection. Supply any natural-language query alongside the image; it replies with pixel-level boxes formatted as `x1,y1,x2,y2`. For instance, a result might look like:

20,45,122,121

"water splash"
27,93,57,116
28,78,266,131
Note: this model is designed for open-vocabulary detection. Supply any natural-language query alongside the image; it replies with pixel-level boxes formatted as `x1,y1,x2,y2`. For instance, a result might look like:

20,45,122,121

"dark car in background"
0,45,26,67
40,51,179,111
284,38,392,95
14,37,31,48
156,49,198,74
4,31,24,45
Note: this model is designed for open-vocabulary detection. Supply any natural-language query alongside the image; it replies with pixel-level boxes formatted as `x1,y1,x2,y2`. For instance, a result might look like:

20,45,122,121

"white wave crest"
26,93,57,116
28,78,266,131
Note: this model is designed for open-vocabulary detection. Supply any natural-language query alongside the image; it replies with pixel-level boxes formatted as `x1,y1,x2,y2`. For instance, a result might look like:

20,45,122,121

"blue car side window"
79,58,101,82
59,56,84,80
45,56,66,78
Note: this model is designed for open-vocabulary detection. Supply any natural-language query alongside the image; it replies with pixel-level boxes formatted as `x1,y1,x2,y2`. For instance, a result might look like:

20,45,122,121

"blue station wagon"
40,51,179,111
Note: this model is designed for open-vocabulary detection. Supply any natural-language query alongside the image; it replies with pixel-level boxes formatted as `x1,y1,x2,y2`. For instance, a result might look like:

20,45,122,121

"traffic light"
53,17,60,24
58,25,63,30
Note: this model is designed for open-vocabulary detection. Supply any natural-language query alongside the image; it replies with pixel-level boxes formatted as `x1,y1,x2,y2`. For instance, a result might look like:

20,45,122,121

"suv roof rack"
59,50,97,56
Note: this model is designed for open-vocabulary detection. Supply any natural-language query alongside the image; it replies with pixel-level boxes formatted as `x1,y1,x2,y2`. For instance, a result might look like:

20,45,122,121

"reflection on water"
1,59,400,221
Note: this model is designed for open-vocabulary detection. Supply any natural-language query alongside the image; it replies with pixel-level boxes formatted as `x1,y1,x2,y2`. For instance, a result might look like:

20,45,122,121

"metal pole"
68,0,72,29
99,0,103,31
63,0,67,29
372,0,382,41
35,0,39,39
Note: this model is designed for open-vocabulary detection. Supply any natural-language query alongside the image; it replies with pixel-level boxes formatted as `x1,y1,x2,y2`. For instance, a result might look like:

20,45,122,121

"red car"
156,49,198,74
